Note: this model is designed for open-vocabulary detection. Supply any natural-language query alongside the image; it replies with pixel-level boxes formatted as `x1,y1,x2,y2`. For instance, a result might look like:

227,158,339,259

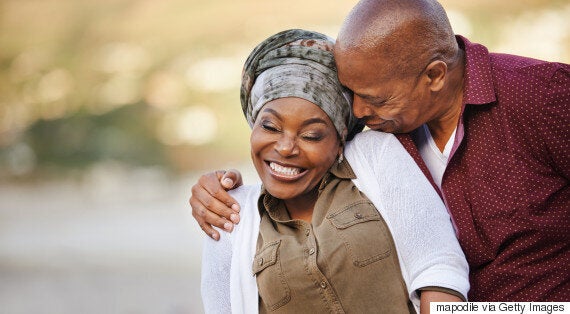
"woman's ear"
339,128,347,157
337,140,345,164
425,60,447,92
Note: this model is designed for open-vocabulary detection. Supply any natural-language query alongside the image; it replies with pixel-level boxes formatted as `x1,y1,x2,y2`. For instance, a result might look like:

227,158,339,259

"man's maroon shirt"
397,36,569,301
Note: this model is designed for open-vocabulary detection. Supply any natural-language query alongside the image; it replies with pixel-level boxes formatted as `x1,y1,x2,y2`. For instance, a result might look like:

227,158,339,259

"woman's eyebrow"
261,108,329,127
261,108,282,119
301,117,328,127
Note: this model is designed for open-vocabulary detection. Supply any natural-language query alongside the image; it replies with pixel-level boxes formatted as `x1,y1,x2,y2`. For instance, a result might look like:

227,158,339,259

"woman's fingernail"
211,233,219,241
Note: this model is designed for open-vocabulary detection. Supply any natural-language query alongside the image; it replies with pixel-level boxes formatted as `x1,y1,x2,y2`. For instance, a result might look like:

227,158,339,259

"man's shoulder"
459,34,568,84
489,52,569,81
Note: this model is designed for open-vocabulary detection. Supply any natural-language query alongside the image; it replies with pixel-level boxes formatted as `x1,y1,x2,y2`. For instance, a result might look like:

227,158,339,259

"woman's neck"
283,188,318,223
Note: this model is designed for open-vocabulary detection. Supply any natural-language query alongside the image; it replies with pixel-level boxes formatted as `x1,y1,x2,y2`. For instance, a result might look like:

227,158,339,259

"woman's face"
250,97,341,203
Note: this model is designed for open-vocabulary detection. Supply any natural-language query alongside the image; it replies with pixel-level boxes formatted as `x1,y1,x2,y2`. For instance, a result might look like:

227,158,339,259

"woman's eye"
261,122,279,132
302,133,323,141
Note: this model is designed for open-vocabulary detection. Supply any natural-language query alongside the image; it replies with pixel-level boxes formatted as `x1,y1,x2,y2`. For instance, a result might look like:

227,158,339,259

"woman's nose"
275,135,298,156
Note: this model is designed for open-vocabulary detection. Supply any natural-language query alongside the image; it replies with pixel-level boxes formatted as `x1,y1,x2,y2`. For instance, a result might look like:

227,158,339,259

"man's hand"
190,169,243,240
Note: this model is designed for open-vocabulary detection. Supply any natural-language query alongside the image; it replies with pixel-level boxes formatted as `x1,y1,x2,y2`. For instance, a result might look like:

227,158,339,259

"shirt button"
320,281,327,289
354,212,363,219
309,248,315,255
258,258,264,266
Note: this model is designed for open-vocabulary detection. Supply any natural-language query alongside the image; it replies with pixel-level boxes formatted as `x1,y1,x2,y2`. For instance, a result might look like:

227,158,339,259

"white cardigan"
201,130,470,314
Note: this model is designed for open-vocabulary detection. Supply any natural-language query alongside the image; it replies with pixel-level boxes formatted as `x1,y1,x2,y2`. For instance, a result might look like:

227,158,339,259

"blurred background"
0,0,568,313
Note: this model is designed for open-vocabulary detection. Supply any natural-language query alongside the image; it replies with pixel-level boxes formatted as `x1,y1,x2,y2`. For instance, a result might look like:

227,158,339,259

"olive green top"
254,158,415,313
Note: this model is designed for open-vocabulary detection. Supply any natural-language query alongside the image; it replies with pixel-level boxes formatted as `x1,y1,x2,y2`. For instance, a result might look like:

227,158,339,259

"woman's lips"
267,161,307,181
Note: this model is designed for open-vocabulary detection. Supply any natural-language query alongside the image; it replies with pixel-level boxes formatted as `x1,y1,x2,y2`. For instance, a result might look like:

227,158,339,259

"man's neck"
426,105,460,151
427,48,465,152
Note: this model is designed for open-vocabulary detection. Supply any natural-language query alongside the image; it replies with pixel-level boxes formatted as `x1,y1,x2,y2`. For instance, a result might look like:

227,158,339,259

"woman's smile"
267,161,307,181
250,97,341,203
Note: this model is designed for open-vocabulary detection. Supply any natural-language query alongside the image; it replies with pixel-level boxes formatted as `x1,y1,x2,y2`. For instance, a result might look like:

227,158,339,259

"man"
190,0,569,301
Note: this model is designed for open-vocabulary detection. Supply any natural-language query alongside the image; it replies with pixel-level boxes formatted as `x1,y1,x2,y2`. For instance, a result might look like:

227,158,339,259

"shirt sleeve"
418,286,466,301
345,131,470,307
201,229,233,314
540,65,570,179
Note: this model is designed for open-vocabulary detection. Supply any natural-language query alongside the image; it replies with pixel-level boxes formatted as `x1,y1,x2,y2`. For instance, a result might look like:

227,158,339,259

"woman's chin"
264,188,298,201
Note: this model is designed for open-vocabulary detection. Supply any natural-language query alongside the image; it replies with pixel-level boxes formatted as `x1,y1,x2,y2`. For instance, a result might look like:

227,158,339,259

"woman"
201,29,469,313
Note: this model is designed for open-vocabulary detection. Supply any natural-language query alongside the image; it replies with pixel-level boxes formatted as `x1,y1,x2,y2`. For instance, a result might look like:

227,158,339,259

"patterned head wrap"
240,29,362,141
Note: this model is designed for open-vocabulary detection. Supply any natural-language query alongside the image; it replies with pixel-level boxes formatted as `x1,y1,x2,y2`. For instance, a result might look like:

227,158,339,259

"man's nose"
352,96,372,118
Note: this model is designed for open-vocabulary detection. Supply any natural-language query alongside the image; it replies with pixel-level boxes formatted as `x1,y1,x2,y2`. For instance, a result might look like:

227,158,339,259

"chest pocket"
252,240,291,311
327,200,392,267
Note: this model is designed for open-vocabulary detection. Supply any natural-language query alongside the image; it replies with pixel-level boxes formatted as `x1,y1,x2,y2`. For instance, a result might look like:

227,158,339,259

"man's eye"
371,100,387,107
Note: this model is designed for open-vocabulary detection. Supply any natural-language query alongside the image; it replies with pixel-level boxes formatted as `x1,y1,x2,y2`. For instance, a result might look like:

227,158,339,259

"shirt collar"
258,188,290,222
457,35,497,106
328,157,356,180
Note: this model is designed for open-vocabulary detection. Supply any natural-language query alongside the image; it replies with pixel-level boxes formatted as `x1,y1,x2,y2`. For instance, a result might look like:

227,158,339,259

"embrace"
192,0,570,312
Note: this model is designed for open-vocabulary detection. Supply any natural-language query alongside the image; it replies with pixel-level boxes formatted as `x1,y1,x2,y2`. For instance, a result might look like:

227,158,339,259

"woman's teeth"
269,162,301,176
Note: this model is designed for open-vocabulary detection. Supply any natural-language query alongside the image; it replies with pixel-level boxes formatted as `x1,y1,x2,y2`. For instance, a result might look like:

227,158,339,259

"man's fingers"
199,172,240,214
191,184,235,218
220,169,244,190
191,195,221,240
191,181,241,225
191,195,233,240
192,198,235,232
198,221,220,241
189,170,242,238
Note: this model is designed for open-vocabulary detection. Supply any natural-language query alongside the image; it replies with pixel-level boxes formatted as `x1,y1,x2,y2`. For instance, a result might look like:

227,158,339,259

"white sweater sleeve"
344,131,470,308
201,184,261,314
201,229,232,314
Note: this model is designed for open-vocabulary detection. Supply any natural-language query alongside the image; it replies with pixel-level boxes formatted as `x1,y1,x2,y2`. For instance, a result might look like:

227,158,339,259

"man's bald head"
336,0,458,79
333,0,466,134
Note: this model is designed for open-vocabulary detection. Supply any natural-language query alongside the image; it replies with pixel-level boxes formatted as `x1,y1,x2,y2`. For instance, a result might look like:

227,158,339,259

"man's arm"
190,169,243,240
201,231,233,312
420,291,462,314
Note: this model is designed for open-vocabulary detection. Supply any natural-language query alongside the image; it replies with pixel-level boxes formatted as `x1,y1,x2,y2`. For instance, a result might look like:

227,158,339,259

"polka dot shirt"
397,36,569,301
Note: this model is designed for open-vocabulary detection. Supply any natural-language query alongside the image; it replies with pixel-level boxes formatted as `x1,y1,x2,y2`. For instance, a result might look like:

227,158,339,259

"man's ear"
425,60,447,92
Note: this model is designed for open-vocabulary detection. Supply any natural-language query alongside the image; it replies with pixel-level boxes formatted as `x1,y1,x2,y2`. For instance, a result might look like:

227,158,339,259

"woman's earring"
338,152,344,164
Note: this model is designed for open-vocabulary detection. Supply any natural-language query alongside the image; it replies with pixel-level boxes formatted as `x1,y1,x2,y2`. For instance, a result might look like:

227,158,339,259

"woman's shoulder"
346,130,402,157
228,184,262,215
228,184,261,199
